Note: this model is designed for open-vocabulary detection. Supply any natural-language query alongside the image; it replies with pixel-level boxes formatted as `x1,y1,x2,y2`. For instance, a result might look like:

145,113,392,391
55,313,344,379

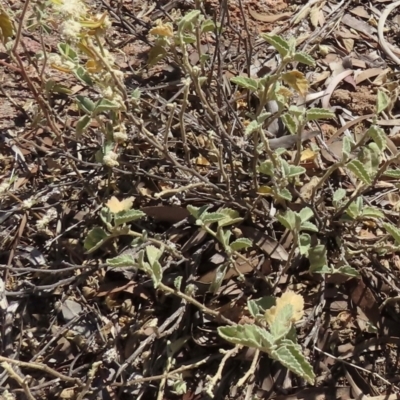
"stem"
158,282,235,326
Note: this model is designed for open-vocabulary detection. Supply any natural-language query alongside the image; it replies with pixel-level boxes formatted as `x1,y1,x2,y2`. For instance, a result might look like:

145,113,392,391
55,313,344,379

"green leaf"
230,237,252,251
177,33,196,44
334,265,360,278
230,76,259,91
210,263,227,293
74,66,93,86
75,115,91,138
247,300,260,318
248,297,276,317
383,222,400,245
174,276,182,290
333,188,346,206
299,207,313,222
201,212,226,224
367,125,386,152
58,43,78,62
147,43,167,66
277,209,299,231
288,105,304,117
257,112,272,124
245,120,262,135
306,108,335,121
271,342,315,385
259,160,275,176
281,113,297,135
45,80,72,95
177,9,201,32
219,229,232,248
269,304,293,341
148,260,162,288
187,204,209,219
346,198,362,219
84,227,108,251
342,136,354,161
299,233,311,255
300,221,318,233
376,89,390,114
146,245,162,266
100,207,112,226
76,95,95,114
308,245,329,273
347,159,371,185
277,187,292,201
94,98,121,113
114,209,146,226
218,324,275,351
384,169,400,178
106,254,136,267
361,206,384,219
287,165,306,178
261,34,291,58
201,19,215,33
293,51,315,66
218,208,242,227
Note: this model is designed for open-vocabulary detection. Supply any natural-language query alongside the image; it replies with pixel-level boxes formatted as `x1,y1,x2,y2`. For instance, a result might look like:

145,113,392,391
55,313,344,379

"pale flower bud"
103,150,119,167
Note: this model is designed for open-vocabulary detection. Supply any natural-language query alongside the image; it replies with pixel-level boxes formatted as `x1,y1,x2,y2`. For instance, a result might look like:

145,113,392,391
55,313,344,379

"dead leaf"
355,67,385,84
309,4,322,28
350,6,370,19
342,38,354,53
282,70,309,97
149,21,173,37
248,6,292,22
196,155,210,166
300,148,317,162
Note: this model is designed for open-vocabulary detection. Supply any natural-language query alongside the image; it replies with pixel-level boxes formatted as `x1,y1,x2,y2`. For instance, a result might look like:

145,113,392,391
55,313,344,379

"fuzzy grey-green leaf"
230,76,259,91
84,227,108,251
114,209,146,226
107,254,136,267
146,245,162,266
376,89,390,115
367,125,386,152
271,342,315,384
293,51,315,66
261,34,290,58
230,237,252,251
333,188,346,205
281,113,297,135
384,169,400,178
347,159,371,185
306,108,335,121
308,245,328,273
383,222,400,245
361,207,384,219
218,324,275,351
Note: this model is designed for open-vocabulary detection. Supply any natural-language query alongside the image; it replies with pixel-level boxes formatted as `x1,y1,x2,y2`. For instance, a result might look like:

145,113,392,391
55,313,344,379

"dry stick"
111,355,217,387
378,0,400,66
237,349,260,387
116,305,185,379
0,356,83,386
206,345,241,396
158,283,235,326
1,362,36,400
314,346,399,391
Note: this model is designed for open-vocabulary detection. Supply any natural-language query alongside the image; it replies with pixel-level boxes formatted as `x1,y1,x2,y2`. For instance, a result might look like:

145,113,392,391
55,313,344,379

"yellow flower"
265,291,304,326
